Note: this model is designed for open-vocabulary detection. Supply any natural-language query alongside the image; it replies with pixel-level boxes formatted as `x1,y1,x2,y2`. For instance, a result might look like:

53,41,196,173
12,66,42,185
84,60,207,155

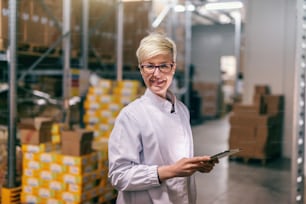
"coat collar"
143,88,176,114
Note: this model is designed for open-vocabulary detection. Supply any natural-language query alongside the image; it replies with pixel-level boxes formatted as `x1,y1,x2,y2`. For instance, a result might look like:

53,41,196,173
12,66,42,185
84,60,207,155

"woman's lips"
150,78,165,86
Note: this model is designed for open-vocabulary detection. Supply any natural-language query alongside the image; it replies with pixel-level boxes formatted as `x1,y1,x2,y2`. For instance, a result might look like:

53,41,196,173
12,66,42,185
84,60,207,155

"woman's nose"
152,67,162,75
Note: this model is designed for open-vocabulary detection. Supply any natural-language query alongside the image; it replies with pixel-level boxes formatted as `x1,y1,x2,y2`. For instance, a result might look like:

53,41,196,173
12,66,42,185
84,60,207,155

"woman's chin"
150,86,166,97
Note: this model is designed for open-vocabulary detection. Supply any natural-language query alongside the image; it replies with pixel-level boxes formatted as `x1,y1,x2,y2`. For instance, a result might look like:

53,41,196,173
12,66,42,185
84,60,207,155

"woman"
108,33,218,204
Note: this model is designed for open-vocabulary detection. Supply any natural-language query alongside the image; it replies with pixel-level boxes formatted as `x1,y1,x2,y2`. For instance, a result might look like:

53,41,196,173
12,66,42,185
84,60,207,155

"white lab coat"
108,88,196,204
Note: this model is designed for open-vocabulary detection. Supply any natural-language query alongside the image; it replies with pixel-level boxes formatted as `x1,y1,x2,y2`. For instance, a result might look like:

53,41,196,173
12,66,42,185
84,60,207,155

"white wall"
191,25,235,83
243,0,296,158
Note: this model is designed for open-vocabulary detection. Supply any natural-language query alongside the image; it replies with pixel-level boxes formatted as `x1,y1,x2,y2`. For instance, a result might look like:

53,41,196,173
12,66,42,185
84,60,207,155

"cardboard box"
230,126,256,141
253,94,266,108
229,114,278,127
19,117,53,145
61,129,93,156
232,104,264,116
254,85,270,95
264,95,284,115
0,0,8,40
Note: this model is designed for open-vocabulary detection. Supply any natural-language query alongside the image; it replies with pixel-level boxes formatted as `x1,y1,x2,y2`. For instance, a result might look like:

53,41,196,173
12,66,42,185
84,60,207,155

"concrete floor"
192,115,291,204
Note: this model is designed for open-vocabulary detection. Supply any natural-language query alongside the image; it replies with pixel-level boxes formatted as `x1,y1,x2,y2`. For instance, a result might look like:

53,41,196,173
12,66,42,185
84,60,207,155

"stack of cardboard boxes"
194,82,223,118
229,85,284,162
19,117,115,203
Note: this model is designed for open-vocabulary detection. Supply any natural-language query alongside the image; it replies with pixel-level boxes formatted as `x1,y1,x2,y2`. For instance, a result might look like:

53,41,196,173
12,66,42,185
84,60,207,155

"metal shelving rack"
4,0,93,188
3,0,193,194
292,0,306,203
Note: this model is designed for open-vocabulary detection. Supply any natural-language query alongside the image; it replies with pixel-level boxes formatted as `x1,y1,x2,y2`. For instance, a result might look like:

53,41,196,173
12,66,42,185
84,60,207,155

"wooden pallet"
229,156,270,166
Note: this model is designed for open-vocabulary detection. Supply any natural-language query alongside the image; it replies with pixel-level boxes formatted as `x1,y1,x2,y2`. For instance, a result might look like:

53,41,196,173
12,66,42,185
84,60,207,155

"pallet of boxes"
228,85,284,164
19,117,116,204
193,82,223,119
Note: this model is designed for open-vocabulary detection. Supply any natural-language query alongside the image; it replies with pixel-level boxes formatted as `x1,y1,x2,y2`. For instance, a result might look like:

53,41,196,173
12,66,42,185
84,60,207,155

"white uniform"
108,88,196,204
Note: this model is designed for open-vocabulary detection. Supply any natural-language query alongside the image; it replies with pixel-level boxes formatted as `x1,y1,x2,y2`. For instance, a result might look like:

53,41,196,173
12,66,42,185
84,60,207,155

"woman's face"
139,54,176,98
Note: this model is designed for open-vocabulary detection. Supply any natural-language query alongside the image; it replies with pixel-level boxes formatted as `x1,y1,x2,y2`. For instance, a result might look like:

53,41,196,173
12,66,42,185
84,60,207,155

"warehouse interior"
0,0,304,203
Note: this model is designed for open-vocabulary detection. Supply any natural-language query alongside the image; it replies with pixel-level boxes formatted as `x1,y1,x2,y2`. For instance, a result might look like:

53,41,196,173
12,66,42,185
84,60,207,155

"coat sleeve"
108,108,161,191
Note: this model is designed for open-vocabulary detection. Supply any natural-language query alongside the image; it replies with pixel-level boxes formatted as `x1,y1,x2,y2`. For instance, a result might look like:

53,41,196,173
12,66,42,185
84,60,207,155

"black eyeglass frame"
138,63,175,74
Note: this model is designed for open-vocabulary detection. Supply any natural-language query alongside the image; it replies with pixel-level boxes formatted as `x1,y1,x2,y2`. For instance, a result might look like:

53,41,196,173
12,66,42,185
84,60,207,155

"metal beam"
37,0,62,31
7,0,18,188
17,32,69,83
81,0,89,70
116,0,124,81
233,12,241,95
193,10,220,24
62,0,71,125
183,0,192,108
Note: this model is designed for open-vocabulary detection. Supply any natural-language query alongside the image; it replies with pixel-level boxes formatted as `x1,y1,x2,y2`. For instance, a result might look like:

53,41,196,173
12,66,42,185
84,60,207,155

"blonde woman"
108,33,218,204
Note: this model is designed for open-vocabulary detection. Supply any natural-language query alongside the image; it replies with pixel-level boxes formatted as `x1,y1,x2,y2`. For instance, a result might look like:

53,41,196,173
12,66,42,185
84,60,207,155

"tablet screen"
210,148,241,160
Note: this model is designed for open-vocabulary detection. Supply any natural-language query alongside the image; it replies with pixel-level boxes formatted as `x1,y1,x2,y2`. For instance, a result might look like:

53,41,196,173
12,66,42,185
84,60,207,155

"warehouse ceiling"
190,0,246,26
142,0,246,27
158,0,245,26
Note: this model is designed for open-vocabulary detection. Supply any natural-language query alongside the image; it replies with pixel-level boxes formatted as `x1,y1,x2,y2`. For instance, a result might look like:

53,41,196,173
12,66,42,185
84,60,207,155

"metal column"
81,0,89,70
292,0,306,203
233,12,242,96
167,0,176,39
62,0,71,124
183,1,192,108
7,0,18,188
116,0,124,81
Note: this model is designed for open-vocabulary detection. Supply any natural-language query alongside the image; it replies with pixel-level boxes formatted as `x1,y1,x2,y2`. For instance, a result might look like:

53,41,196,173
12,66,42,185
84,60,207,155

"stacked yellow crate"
84,79,115,141
21,126,113,203
21,149,109,203
21,143,60,203
84,79,141,143
60,129,116,203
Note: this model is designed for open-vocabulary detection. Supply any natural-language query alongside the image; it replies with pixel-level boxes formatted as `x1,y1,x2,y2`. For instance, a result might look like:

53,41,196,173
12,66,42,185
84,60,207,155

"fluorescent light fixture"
122,0,151,2
230,11,241,19
174,4,195,12
219,14,231,24
175,5,185,12
152,6,171,28
205,1,243,10
36,99,47,106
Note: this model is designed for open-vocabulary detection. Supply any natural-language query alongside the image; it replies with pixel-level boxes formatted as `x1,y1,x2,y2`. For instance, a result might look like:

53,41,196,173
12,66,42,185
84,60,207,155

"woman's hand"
157,156,218,182
197,158,219,173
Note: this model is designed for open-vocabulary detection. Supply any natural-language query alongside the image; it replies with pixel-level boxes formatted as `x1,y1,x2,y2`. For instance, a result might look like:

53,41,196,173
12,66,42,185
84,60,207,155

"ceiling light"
204,1,243,10
122,0,151,2
175,5,185,12
174,4,195,12
219,14,231,24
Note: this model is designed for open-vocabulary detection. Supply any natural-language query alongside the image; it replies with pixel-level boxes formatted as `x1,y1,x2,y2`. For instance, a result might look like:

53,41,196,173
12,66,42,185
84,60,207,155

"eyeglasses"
139,63,174,74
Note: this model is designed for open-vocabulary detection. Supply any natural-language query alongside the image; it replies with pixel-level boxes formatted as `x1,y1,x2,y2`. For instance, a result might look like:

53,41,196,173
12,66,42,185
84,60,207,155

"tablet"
210,148,241,160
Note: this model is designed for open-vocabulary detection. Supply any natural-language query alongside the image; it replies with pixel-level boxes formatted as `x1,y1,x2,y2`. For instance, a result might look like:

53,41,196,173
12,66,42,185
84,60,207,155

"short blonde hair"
136,33,177,64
